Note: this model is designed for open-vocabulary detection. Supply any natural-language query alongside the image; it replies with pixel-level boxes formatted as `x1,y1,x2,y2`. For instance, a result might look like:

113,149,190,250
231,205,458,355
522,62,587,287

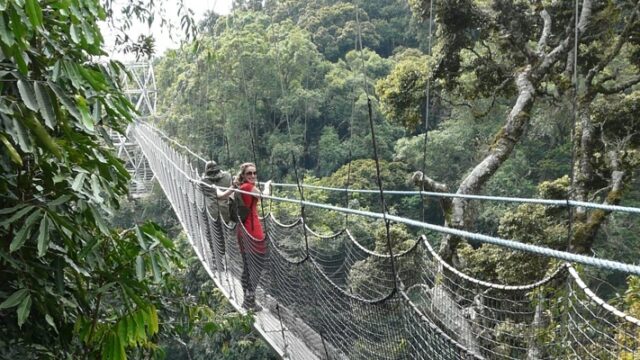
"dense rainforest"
1,0,639,358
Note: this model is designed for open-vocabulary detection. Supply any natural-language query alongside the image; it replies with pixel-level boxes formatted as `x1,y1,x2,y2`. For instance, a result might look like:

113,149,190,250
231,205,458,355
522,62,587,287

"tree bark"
435,0,595,263
439,67,536,262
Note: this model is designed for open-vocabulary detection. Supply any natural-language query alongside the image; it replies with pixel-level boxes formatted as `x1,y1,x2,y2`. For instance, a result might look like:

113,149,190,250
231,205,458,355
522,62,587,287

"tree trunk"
439,67,537,263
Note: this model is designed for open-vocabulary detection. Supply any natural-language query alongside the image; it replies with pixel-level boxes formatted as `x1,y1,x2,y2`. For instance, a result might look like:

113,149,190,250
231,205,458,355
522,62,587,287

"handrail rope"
355,1,399,289
140,122,207,163
420,235,569,290
567,265,640,327
139,124,640,214
343,7,363,228
136,125,640,337
267,182,640,214
266,212,303,228
134,124,640,275
260,193,640,276
567,0,581,252
420,0,435,223
562,0,581,341
343,228,424,259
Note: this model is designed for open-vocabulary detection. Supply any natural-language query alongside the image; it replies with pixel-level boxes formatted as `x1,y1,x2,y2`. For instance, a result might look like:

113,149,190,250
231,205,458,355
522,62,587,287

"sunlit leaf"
45,314,58,333
37,213,50,256
77,96,94,131
0,13,15,46
24,0,43,28
21,111,62,158
70,23,80,43
49,82,82,120
135,255,145,281
147,305,158,334
0,133,22,165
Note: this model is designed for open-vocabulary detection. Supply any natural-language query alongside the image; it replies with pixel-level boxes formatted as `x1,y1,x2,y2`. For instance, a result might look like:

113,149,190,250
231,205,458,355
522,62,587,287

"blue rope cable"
267,181,640,214
135,123,640,284
140,124,640,214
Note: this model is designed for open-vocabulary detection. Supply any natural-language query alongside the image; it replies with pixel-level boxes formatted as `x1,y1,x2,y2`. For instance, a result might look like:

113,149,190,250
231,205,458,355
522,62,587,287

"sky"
101,0,233,60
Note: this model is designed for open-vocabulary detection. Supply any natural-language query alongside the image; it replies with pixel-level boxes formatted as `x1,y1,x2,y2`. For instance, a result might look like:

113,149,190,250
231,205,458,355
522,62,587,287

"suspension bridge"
116,62,640,359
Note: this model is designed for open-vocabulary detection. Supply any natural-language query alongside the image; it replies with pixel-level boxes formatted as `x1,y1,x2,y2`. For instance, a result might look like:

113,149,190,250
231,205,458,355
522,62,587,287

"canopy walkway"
128,121,640,359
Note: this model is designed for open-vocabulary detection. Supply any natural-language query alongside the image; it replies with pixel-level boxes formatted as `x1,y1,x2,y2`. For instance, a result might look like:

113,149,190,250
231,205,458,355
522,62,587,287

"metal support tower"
112,62,158,198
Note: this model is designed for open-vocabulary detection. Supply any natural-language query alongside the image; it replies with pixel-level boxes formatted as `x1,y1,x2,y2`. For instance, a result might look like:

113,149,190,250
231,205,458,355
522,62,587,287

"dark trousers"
241,252,265,295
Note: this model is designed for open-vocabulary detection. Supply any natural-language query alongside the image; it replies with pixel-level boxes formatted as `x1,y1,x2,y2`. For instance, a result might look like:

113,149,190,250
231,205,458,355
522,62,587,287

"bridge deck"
193,240,322,360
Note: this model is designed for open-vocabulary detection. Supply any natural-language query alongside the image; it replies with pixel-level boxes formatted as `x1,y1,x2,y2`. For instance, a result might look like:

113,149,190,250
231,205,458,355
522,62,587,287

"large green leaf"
69,23,80,44
21,110,62,158
0,133,22,165
135,255,145,281
10,209,41,252
0,204,34,228
49,82,82,121
37,214,51,257
76,95,95,131
16,293,31,327
3,113,33,153
0,288,28,309
34,82,56,129
17,80,38,112
24,0,43,28
0,13,15,46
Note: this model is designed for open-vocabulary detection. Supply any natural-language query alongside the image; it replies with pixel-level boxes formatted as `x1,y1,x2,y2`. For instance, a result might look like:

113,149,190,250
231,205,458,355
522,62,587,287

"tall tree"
404,0,640,263
0,0,192,358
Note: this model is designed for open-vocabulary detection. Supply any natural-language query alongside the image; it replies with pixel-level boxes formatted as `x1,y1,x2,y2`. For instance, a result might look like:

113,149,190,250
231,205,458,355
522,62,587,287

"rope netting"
132,122,640,359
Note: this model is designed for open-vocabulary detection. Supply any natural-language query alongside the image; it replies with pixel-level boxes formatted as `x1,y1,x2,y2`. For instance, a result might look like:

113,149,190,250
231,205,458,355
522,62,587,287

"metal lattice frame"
113,62,158,197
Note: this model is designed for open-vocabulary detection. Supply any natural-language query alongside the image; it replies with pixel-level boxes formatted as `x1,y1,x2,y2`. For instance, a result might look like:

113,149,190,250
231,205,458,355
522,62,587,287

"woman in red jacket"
220,162,271,311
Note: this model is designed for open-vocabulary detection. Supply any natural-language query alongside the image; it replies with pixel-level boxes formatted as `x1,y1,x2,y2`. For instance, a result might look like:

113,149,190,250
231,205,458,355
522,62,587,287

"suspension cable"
420,0,435,222
355,2,398,287
134,125,640,275
567,0,580,252
269,14,310,254
267,181,640,214
343,15,363,228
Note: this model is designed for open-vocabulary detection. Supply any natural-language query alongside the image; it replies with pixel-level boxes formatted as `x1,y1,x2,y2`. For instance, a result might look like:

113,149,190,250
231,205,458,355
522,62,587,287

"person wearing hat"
201,160,233,223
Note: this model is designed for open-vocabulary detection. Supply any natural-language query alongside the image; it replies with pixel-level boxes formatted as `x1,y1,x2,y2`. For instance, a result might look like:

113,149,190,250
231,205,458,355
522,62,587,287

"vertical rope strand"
355,1,398,286
420,0,435,223
567,0,580,251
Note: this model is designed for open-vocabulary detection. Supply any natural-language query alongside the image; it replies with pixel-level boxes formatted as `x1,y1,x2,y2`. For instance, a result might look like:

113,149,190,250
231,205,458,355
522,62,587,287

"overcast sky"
101,0,233,60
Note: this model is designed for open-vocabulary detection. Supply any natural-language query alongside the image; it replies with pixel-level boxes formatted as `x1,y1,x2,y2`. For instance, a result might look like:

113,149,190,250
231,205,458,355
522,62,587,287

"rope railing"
135,123,640,275
132,122,640,360
138,122,640,215
269,182,640,214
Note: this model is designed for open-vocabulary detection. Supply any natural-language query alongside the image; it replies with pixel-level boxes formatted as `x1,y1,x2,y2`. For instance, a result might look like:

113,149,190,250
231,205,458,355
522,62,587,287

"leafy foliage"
0,0,219,358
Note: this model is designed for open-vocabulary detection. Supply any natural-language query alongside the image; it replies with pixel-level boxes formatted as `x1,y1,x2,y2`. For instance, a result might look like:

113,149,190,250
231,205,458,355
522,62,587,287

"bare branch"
411,171,450,193
537,8,552,56
542,0,594,80
586,2,640,85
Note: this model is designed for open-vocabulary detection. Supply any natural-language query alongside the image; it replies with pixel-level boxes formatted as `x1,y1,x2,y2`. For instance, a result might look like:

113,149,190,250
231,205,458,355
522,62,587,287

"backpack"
229,192,250,223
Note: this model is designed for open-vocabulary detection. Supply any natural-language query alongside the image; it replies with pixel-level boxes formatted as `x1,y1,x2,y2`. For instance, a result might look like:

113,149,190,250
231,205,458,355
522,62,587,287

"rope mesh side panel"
132,123,640,360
